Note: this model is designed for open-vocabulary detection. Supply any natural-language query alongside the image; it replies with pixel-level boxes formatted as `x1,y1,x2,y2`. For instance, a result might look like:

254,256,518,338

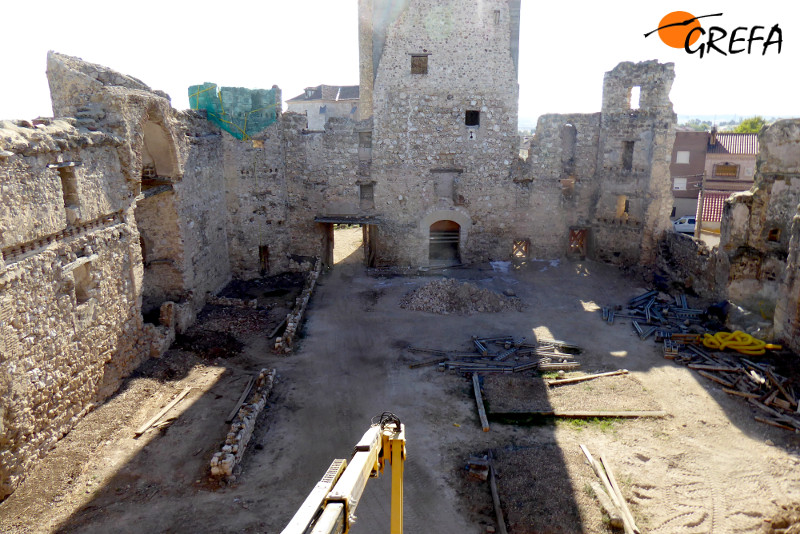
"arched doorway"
429,220,460,263
133,118,185,319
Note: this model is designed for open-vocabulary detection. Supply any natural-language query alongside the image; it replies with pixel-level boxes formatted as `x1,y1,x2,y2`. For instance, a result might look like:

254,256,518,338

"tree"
734,116,768,133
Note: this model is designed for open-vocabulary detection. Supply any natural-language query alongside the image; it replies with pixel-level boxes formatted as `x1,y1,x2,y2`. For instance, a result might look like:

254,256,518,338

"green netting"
188,83,278,140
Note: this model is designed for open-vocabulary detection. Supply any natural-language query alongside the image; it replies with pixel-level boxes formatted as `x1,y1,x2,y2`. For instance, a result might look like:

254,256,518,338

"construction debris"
407,333,583,375
399,279,523,315
604,290,798,432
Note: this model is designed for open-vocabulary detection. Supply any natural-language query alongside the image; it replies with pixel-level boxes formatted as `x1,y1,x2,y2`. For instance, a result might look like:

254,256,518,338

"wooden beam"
488,464,508,534
134,387,192,438
545,369,628,386
600,453,641,534
472,373,490,432
519,410,666,418
225,375,256,424
697,370,735,388
580,445,635,534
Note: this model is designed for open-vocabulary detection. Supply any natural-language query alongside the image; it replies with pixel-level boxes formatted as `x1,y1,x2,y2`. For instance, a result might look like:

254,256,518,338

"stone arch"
133,108,186,319
420,209,471,265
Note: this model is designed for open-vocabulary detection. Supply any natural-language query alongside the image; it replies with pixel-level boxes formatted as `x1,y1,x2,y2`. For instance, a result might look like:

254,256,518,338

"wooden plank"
766,368,797,407
472,373,490,432
589,480,623,529
268,316,288,339
522,410,666,418
688,364,740,372
487,451,508,534
697,370,735,388
226,375,256,424
545,369,628,386
408,357,448,369
580,445,634,534
600,453,640,534
755,416,796,431
722,387,761,399
134,387,192,438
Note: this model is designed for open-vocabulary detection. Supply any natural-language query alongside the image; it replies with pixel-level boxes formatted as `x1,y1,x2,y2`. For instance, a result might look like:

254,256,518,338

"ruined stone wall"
714,119,800,346
654,232,721,298
0,120,154,499
521,113,601,258
369,0,520,265
224,120,289,278
174,112,232,312
590,61,676,266
515,62,675,266
0,53,239,499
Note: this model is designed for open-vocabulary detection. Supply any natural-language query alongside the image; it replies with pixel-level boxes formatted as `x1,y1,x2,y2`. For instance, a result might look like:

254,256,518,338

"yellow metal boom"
281,415,406,534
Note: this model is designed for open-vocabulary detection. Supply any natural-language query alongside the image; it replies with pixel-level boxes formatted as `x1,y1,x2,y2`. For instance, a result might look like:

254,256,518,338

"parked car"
673,216,696,234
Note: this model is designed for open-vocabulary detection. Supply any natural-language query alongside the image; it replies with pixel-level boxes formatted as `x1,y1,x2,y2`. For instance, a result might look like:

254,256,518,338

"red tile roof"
707,133,759,155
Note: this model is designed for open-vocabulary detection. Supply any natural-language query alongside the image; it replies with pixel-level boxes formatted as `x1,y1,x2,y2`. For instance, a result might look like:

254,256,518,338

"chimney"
710,126,717,146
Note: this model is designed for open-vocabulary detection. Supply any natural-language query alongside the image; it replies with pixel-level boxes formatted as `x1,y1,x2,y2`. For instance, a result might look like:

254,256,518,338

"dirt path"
1,259,799,533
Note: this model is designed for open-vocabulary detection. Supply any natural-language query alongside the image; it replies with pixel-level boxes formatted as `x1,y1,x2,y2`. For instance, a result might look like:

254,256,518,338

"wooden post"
134,387,192,438
472,373,490,432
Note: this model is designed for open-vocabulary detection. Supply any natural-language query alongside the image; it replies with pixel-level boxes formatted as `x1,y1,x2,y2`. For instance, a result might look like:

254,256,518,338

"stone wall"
367,0,520,266
712,119,800,347
0,53,236,499
0,119,155,499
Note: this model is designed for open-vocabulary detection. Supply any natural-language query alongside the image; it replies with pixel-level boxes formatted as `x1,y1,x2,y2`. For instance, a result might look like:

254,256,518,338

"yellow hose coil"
702,331,782,356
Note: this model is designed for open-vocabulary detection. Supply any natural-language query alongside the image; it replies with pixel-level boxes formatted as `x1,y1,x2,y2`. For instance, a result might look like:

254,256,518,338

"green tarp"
188,83,278,140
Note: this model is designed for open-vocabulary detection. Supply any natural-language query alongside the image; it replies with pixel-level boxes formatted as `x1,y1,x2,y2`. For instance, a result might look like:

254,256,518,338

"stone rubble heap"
275,257,322,353
400,278,523,315
210,368,276,480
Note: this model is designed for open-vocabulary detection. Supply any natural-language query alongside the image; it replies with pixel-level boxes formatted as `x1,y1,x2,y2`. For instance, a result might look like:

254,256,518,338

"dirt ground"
1,226,799,533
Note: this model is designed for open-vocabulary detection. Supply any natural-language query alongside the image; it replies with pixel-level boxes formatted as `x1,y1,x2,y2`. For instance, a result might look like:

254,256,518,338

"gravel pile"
400,278,522,315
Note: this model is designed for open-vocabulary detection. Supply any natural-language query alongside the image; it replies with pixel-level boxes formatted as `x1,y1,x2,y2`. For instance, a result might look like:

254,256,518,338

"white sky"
3,1,798,127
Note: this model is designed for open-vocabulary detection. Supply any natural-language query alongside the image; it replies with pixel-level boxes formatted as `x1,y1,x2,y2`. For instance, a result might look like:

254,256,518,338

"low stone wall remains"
210,368,276,481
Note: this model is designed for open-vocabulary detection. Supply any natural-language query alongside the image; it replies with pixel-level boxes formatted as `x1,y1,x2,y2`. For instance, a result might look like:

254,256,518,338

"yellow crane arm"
281,418,406,534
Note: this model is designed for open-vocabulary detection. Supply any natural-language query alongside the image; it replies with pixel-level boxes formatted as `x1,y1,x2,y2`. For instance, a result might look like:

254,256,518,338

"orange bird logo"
645,11,723,48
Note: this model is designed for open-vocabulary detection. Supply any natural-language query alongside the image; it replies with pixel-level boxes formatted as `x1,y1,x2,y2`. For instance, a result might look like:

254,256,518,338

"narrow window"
615,195,628,218
513,239,530,259
259,245,269,275
358,131,372,148
465,110,480,127
411,55,428,75
622,141,634,171
73,262,93,305
494,10,500,25
360,183,375,210
59,167,79,209
629,86,641,110
767,228,781,242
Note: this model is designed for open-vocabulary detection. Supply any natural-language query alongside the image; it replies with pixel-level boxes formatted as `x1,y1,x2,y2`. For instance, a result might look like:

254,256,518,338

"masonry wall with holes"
0,52,236,500
0,120,154,500
365,0,521,265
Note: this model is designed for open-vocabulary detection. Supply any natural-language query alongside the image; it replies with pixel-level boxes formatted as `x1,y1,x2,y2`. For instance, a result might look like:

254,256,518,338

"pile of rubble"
400,279,522,315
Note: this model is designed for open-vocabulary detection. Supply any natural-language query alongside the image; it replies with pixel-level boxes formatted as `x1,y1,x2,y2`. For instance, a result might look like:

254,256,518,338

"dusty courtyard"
1,228,799,533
